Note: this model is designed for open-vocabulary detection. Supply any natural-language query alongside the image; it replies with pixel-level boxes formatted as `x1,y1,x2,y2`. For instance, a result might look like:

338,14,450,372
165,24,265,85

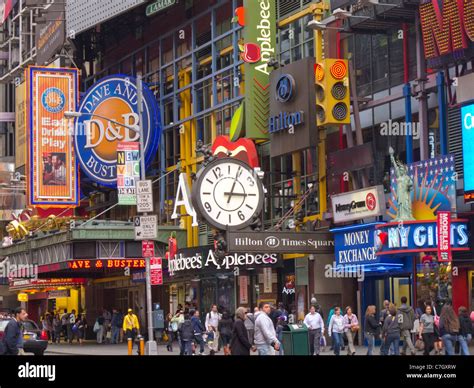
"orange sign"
27,66,79,206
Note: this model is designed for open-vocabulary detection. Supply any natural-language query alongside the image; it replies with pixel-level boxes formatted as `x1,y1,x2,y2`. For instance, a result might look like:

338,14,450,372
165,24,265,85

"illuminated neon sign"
69,259,146,270
419,0,474,68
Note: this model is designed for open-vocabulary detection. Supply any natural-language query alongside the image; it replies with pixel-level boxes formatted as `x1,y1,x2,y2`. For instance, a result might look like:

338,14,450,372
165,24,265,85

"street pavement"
42,340,474,356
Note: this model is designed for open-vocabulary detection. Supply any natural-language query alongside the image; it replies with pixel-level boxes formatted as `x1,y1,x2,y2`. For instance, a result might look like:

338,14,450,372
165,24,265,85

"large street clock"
192,158,264,231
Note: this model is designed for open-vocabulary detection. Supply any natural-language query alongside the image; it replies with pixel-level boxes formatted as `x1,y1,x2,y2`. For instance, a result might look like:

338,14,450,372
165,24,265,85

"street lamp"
332,8,371,20
306,20,345,31
65,81,158,355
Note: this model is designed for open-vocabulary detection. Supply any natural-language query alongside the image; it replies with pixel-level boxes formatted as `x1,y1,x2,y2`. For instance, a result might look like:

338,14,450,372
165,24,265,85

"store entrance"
363,275,412,315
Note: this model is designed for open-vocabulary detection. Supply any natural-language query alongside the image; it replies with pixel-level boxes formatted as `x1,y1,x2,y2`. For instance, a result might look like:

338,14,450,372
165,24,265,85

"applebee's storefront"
163,245,283,315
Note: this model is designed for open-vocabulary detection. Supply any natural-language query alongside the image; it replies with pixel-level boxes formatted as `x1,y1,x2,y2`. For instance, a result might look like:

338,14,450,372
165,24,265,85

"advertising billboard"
27,66,79,207
461,102,474,199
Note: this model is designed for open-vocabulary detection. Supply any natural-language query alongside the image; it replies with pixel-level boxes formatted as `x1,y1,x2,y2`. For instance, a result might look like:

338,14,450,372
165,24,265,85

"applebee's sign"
168,248,280,276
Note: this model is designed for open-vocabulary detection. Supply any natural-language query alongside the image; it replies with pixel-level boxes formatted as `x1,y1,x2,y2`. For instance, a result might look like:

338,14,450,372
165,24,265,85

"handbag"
93,321,100,333
415,338,425,351
351,325,360,333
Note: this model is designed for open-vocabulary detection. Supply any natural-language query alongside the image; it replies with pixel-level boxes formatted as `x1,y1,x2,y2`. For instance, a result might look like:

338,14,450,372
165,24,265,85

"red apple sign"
211,135,260,168
241,43,261,64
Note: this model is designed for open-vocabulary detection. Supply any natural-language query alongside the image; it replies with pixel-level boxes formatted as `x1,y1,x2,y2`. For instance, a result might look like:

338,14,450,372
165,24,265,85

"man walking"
123,308,140,353
304,305,325,355
397,296,416,355
254,302,280,356
191,310,206,355
205,304,221,355
0,307,28,355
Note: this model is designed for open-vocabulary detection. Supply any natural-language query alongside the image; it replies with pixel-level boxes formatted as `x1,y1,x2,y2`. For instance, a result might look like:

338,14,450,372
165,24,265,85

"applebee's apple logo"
239,42,261,64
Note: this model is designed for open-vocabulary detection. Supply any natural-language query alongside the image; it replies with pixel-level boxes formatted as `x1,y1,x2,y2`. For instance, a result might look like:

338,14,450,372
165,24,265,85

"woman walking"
76,314,87,344
439,304,459,355
230,307,255,355
343,306,359,355
418,304,435,355
457,306,472,355
53,313,62,343
381,304,401,355
328,307,344,355
364,305,380,355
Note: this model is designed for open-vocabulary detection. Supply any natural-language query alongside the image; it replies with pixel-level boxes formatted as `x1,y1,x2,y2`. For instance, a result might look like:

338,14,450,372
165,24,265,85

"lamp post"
64,74,158,355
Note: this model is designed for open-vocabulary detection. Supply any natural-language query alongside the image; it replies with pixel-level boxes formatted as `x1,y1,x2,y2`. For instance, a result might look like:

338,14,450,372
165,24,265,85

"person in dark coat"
231,307,255,356
1,307,28,355
178,313,194,356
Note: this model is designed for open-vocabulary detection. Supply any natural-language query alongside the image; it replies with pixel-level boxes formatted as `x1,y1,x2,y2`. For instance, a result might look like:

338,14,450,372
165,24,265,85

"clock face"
192,158,264,230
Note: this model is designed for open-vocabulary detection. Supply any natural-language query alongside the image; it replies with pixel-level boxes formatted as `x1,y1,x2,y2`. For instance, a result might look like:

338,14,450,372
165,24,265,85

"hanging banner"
117,141,140,205
437,211,452,262
239,275,249,304
15,82,26,169
27,66,79,207
230,0,276,141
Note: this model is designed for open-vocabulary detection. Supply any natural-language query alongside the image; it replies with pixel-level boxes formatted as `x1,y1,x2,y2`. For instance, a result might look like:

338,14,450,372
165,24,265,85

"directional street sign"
137,180,154,213
134,215,157,240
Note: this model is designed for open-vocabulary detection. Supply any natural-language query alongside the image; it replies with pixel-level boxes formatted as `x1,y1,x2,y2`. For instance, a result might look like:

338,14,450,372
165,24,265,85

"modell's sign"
419,1,474,68
74,75,161,187
331,186,385,224
168,246,280,276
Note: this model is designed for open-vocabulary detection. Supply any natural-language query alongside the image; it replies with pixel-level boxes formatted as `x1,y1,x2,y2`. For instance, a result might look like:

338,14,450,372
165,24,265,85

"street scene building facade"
0,0,474,357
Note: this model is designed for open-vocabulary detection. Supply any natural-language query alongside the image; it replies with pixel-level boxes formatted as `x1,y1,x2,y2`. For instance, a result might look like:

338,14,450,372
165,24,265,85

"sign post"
136,75,157,355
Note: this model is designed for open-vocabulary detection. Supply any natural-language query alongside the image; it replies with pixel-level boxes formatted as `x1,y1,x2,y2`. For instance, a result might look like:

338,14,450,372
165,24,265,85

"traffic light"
314,58,351,126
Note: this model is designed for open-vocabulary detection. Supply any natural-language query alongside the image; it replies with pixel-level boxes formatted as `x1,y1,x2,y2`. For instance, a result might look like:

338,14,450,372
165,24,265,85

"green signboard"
146,0,177,17
232,0,276,141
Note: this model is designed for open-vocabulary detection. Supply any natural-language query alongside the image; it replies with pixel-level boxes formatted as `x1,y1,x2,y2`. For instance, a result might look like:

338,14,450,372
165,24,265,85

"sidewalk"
43,340,474,356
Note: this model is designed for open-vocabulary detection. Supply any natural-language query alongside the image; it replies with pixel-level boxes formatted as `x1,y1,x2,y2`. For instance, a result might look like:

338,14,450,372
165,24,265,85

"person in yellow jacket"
123,308,140,352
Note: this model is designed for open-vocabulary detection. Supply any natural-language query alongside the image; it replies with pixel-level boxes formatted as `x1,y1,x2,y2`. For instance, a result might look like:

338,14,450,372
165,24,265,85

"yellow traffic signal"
315,59,351,126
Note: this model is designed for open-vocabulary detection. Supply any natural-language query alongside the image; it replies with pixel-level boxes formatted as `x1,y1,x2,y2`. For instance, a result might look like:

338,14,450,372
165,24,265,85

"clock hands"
226,166,241,204
224,192,247,197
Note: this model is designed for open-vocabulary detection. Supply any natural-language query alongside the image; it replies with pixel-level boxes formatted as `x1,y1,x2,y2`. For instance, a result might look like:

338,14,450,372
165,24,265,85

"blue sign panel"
332,223,384,267
462,103,474,194
375,220,469,257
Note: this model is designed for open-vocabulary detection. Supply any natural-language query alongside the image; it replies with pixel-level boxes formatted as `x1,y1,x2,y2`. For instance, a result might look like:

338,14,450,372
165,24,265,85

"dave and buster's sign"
375,219,469,257
74,75,161,186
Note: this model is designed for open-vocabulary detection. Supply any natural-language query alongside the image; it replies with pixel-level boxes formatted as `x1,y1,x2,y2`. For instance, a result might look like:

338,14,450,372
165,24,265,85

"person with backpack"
458,306,473,355
168,309,183,352
397,296,416,355
218,311,233,356
205,304,221,355
364,305,380,355
381,304,401,355
178,313,194,355
343,306,359,355
191,310,206,355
